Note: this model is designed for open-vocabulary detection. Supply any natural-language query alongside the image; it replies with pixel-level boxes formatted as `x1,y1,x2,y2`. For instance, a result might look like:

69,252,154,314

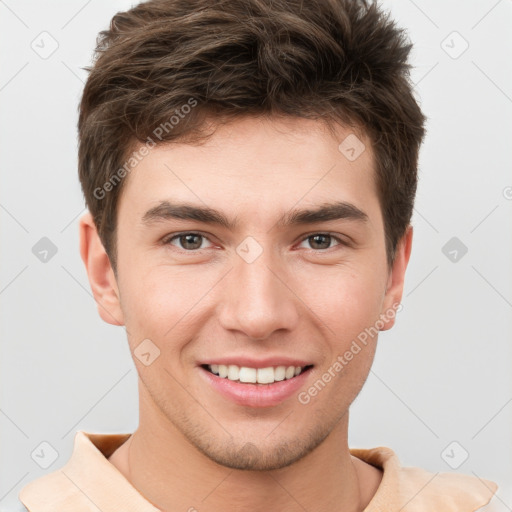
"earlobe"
379,225,413,332
79,212,125,326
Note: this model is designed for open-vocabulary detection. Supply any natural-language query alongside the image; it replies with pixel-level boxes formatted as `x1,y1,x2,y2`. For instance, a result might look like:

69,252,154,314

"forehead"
117,116,380,228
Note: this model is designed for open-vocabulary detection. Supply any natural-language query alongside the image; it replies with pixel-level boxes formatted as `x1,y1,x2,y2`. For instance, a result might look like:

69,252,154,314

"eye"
298,233,345,251
163,232,213,251
161,231,347,253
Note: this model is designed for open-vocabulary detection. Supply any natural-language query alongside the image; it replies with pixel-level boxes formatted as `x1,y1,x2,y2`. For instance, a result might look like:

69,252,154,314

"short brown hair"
78,0,426,273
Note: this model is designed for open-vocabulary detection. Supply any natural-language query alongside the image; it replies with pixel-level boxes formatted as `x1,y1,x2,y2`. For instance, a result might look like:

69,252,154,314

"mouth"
201,363,314,384
198,362,314,407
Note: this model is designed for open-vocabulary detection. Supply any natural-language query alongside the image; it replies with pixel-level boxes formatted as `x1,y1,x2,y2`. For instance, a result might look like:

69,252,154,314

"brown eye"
298,233,345,251
165,232,211,251
309,234,331,250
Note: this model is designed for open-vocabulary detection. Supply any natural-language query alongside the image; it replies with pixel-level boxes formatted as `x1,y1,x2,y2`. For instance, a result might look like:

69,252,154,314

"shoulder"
400,465,498,510
351,446,499,512
18,469,77,512
474,492,504,512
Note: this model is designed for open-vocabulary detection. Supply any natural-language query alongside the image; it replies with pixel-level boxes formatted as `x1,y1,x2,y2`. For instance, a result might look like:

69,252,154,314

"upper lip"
199,356,313,369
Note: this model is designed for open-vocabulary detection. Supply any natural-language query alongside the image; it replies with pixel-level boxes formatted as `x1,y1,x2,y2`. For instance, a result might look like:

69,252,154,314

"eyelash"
161,231,348,253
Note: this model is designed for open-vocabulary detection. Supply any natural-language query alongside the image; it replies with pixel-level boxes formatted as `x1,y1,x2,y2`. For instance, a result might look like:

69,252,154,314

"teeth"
285,366,295,379
257,367,274,384
227,365,240,381
274,366,286,381
239,367,257,383
207,364,306,384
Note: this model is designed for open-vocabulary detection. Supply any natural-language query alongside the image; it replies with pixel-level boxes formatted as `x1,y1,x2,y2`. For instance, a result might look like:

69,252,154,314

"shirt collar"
20,431,160,511
19,430,498,512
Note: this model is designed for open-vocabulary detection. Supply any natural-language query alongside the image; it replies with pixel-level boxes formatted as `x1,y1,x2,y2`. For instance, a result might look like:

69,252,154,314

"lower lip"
198,366,312,408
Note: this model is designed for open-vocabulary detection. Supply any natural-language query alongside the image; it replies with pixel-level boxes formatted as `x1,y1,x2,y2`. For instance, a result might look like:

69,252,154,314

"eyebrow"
141,200,369,230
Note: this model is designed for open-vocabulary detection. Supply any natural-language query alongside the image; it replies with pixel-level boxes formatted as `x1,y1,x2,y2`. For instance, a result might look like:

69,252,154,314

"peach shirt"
18,430,499,511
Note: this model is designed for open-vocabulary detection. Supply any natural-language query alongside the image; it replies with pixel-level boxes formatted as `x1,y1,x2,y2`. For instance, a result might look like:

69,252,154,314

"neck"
109,388,376,512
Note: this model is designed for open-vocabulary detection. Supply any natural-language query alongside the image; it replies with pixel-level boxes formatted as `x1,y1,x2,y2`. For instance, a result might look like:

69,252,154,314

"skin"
80,115,413,511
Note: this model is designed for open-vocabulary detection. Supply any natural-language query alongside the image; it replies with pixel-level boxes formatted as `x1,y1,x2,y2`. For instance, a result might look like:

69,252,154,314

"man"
18,0,499,510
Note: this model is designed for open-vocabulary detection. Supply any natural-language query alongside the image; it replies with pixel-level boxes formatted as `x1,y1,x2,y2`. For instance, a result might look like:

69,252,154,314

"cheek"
304,273,382,410
118,265,215,349
295,264,385,342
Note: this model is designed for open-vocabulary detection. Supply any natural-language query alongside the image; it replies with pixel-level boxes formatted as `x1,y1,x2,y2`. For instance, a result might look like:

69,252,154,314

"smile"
199,361,314,407
203,364,312,384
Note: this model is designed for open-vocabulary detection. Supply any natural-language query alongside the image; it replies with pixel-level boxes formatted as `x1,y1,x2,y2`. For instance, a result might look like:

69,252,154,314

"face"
82,116,410,471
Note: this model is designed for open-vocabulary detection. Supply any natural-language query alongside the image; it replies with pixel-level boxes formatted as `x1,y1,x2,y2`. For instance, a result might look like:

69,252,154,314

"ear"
379,225,413,331
79,212,125,326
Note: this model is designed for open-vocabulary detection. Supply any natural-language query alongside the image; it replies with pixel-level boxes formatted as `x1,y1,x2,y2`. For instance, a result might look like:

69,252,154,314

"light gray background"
1,0,511,510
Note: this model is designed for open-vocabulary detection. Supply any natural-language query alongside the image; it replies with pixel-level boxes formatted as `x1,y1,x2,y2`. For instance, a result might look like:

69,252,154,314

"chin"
186,426,330,471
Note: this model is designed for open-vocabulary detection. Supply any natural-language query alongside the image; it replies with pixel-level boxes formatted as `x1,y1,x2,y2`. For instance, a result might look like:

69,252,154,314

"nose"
217,244,300,341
